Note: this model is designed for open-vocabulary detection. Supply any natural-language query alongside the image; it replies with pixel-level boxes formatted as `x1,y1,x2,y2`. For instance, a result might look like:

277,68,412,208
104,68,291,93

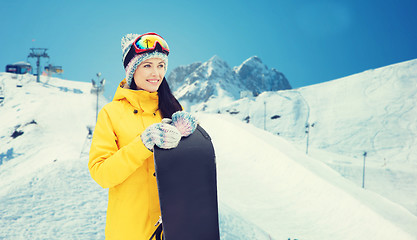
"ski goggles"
133,33,170,55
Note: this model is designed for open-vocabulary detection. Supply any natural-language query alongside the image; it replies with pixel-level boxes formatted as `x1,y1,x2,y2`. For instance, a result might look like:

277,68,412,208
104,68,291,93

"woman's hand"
141,122,182,151
171,111,197,137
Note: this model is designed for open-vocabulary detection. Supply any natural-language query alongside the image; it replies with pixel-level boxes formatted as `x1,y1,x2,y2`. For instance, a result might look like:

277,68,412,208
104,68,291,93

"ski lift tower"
91,73,105,121
28,48,49,83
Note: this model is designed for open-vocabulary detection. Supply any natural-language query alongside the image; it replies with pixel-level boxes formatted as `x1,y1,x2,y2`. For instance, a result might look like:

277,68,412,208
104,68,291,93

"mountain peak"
234,56,291,95
205,55,230,69
170,55,291,110
208,55,223,62
233,56,268,75
244,56,263,64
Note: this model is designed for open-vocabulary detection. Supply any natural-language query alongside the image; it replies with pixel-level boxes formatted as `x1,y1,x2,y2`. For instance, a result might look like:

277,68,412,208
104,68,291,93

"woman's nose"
151,67,158,76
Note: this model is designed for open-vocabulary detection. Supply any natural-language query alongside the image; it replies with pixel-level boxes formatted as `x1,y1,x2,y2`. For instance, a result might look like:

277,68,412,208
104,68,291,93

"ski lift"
6,62,32,86
43,64,63,84
45,64,63,75
5,62,32,75
27,48,49,83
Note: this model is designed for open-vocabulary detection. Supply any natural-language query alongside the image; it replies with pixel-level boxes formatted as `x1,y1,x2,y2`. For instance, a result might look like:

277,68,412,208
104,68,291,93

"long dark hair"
157,77,182,118
130,77,182,118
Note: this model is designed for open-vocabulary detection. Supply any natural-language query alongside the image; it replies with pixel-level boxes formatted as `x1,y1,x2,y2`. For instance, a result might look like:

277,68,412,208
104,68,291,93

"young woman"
88,32,195,240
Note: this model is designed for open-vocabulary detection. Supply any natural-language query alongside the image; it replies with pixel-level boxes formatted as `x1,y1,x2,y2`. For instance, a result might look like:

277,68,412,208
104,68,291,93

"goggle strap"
123,45,137,68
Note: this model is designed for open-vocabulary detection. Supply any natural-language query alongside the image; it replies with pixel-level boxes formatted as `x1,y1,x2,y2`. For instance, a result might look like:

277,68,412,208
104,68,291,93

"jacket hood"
113,79,159,113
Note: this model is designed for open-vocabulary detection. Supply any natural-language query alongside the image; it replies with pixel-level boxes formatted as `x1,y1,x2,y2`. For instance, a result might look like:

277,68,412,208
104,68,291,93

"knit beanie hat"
121,33,169,87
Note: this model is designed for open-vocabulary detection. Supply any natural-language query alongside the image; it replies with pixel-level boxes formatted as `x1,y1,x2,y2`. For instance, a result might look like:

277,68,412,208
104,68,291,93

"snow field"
1,59,417,239
199,114,417,240
0,73,271,239
192,59,417,218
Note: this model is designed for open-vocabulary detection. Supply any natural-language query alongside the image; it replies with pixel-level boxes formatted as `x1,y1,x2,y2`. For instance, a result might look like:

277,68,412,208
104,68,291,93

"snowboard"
153,124,220,240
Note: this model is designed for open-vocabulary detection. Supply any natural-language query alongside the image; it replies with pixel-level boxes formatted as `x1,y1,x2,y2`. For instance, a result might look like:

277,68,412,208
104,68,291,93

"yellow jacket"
89,80,162,240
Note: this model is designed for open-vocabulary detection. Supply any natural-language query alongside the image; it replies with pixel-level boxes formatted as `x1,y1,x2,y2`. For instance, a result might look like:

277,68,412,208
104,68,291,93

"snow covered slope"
199,113,417,240
1,60,416,239
0,73,105,239
201,58,417,217
0,73,96,191
0,73,271,239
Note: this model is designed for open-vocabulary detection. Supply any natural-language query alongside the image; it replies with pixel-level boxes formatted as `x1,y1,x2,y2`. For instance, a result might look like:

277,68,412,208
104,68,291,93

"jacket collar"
113,79,159,113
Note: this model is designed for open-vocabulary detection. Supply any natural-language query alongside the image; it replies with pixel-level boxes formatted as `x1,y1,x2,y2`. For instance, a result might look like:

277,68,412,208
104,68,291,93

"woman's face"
133,58,166,92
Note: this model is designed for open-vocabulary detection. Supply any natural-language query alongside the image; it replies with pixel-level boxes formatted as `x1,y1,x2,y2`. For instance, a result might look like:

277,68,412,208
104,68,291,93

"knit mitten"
141,122,181,151
171,111,197,137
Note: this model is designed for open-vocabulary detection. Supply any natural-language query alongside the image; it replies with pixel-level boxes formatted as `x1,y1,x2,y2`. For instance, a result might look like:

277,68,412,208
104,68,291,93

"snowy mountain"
166,61,203,91
198,58,417,218
234,56,291,95
167,55,291,111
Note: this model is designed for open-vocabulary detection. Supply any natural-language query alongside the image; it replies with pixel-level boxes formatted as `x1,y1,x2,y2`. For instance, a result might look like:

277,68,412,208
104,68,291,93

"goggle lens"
134,33,170,54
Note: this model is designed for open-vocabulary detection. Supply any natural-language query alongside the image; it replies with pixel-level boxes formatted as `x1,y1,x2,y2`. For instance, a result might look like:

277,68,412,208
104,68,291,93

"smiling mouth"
147,79,159,83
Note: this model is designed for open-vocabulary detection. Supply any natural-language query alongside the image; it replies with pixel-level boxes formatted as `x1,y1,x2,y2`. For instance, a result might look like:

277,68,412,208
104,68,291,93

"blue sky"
1,0,416,99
